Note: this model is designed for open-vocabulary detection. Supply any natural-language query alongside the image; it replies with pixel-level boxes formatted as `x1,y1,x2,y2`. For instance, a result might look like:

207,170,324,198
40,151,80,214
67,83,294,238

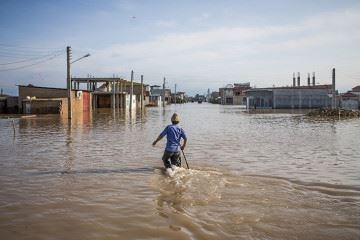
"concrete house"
233,83,251,105
340,85,360,109
219,84,234,105
149,85,171,106
0,95,19,114
18,85,91,115
219,83,251,105
71,77,149,111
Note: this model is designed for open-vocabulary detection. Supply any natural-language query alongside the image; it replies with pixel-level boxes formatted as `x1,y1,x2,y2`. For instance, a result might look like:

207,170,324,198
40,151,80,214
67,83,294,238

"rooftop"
352,85,360,92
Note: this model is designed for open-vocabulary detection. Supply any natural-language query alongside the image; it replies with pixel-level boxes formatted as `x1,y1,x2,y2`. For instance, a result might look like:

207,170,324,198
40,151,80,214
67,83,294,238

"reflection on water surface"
0,104,359,239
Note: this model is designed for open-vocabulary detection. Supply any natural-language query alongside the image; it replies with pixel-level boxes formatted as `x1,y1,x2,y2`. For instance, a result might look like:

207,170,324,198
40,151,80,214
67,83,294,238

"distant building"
171,91,186,103
0,95,19,114
219,83,251,105
351,85,360,94
209,91,220,104
233,83,251,105
149,85,172,106
340,85,360,109
194,94,205,103
219,84,234,105
72,77,149,110
17,76,148,115
245,85,334,109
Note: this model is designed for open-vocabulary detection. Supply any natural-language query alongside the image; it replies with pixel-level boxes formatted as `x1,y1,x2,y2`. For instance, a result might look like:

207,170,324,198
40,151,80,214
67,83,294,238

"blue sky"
1,0,360,96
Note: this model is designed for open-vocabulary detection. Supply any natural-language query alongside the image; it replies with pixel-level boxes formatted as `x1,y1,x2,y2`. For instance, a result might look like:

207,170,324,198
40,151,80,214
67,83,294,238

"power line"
0,50,64,65
0,52,65,72
0,50,63,58
0,43,63,50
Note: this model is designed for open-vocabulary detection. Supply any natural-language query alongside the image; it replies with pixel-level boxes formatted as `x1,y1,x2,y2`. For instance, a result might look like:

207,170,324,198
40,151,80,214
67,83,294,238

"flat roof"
72,77,148,86
245,84,332,92
17,85,91,92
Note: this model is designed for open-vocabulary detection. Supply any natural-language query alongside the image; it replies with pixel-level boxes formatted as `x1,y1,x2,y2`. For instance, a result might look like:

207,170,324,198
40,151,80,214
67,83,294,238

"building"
17,76,148,115
149,85,171,106
233,83,251,105
209,91,221,104
219,84,234,105
0,95,19,114
245,85,334,109
72,77,149,110
18,84,90,115
171,91,186,103
219,83,251,105
340,85,360,109
149,85,162,106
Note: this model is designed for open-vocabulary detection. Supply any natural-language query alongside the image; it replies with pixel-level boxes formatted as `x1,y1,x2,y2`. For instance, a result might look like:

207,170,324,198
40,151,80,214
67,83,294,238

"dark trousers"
162,150,181,168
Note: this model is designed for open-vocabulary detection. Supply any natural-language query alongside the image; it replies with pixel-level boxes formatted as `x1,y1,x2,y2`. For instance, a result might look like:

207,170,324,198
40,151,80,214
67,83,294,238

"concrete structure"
350,85,360,95
0,96,19,113
171,91,186,103
71,77,149,111
233,83,251,105
149,85,171,106
18,85,90,115
340,92,359,109
340,85,360,109
209,91,221,104
219,84,234,105
245,85,334,109
220,83,251,105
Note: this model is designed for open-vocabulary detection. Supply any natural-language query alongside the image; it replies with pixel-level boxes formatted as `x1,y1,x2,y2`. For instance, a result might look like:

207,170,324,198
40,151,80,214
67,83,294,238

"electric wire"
0,50,64,65
0,51,65,72
0,43,63,50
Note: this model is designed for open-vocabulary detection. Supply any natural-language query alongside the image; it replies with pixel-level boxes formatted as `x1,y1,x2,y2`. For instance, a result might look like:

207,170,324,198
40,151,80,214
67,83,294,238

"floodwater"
0,103,359,240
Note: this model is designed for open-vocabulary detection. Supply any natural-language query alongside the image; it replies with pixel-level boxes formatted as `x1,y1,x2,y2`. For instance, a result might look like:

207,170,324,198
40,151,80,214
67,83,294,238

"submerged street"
0,103,359,239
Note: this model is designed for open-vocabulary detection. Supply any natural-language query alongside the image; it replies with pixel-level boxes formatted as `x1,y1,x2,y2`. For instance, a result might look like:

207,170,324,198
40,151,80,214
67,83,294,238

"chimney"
312,72,315,86
307,73,310,86
293,72,296,87
297,72,300,87
332,68,336,109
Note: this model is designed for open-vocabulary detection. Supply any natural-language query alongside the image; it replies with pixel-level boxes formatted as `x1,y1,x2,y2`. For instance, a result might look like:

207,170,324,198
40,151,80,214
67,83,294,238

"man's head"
171,113,180,124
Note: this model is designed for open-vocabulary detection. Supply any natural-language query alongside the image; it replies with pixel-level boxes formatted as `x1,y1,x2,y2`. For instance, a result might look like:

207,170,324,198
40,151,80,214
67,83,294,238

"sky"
0,0,360,96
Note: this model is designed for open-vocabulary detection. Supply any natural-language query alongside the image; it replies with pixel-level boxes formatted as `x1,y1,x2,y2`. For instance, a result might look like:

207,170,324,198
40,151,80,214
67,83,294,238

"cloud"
155,20,178,28
4,7,358,94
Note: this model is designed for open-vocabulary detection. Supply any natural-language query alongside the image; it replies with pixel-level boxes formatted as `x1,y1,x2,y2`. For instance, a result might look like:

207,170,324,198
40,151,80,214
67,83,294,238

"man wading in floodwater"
152,113,187,171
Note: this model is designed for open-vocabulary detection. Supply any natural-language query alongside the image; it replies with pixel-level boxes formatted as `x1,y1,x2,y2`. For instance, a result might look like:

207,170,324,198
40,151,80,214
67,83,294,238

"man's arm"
181,138,187,150
153,127,167,146
152,135,164,146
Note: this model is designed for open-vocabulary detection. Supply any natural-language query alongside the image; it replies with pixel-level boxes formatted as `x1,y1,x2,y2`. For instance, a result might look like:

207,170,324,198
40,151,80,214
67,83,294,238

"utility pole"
163,77,166,107
67,46,72,119
332,68,336,109
141,75,144,112
130,70,134,112
112,75,115,110
174,83,177,105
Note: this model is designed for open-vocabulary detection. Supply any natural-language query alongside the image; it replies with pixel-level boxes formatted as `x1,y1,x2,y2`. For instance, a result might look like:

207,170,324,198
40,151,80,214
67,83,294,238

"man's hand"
152,141,157,146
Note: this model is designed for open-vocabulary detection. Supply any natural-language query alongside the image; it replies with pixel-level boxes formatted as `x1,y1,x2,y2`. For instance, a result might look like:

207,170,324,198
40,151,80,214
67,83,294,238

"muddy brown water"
0,104,359,240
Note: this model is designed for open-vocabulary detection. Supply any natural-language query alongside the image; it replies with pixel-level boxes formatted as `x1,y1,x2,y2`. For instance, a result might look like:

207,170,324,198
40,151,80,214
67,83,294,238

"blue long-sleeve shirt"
160,124,187,152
